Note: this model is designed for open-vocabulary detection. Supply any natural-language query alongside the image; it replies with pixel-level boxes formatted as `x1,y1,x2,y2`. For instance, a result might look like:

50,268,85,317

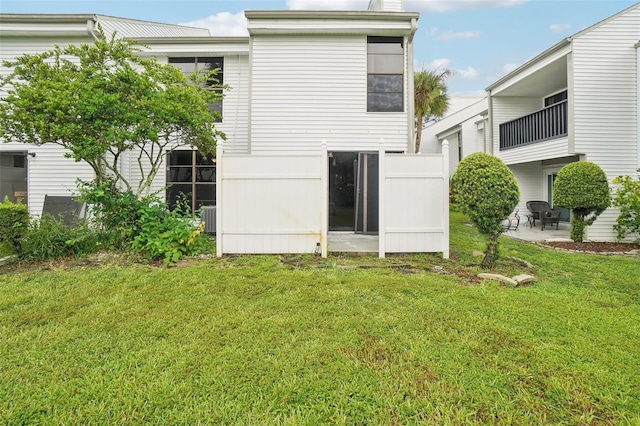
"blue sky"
2,0,637,96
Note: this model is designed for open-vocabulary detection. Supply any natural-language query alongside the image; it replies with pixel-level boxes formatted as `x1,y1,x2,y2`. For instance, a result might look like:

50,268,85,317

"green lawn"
1,213,639,425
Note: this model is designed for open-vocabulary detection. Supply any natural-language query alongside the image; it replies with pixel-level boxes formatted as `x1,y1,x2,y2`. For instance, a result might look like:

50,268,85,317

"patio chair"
526,201,560,231
502,209,520,232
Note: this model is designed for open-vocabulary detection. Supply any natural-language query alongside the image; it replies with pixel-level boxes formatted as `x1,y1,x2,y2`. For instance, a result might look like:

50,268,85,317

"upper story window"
169,57,224,122
544,90,567,107
367,36,404,112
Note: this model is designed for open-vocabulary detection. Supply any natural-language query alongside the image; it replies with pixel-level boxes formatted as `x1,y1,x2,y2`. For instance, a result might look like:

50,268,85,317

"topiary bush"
612,170,640,241
553,162,610,243
0,196,29,253
451,153,519,268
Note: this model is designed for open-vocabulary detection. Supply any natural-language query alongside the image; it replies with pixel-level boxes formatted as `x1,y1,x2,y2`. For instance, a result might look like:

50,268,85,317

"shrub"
553,162,610,243
78,180,209,266
76,180,145,249
19,215,103,262
0,197,29,253
131,200,208,266
451,153,519,268
612,170,640,241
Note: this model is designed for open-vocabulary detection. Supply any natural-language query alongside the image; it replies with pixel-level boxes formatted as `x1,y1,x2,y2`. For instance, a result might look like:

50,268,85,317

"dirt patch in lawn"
542,241,640,254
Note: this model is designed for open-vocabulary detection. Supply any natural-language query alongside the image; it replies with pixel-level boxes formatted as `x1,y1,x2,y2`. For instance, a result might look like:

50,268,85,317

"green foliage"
553,162,610,243
78,180,208,265
414,69,451,153
19,215,102,261
0,196,29,252
131,199,208,266
0,27,225,196
612,170,640,241
451,153,519,267
76,180,145,248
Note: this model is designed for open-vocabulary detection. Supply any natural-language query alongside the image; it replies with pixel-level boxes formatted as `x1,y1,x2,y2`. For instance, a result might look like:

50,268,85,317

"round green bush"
451,153,519,235
451,153,519,267
553,161,610,242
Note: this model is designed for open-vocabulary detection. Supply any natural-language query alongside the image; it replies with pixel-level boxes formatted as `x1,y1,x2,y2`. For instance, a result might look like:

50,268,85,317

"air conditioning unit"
201,206,216,235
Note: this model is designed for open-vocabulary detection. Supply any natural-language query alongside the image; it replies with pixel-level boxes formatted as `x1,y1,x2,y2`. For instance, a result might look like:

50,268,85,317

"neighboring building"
487,2,640,241
420,97,488,177
0,0,451,257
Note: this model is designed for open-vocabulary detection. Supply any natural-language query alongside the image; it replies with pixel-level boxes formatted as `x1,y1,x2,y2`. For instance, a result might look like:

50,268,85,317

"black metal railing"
499,100,567,150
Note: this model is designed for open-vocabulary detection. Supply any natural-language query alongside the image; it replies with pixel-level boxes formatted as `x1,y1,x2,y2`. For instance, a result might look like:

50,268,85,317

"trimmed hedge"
0,197,29,252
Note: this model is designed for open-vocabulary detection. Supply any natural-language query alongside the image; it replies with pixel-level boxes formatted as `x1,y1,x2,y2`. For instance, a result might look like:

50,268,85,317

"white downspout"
408,17,417,153
636,42,640,170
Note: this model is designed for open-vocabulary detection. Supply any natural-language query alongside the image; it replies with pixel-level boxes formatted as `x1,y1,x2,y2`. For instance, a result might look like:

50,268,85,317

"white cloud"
179,12,248,37
427,58,451,71
421,59,478,80
456,66,478,79
503,63,519,73
435,29,482,41
286,0,368,10
549,23,571,34
407,0,528,12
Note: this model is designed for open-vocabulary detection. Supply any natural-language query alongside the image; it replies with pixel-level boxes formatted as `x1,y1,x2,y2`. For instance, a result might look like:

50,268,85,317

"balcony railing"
499,100,567,150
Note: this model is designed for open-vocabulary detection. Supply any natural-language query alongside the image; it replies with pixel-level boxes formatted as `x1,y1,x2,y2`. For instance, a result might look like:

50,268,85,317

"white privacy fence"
216,141,449,258
381,146,449,258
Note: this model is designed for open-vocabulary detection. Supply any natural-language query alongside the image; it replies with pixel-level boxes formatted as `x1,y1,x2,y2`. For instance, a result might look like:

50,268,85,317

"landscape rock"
472,250,484,258
477,273,518,286
512,274,537,285
506,256,534,268
0,255,17,266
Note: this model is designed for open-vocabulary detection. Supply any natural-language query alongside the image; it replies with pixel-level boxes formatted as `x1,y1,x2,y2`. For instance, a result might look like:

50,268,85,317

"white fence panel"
381,145,449,257
218,153,323,255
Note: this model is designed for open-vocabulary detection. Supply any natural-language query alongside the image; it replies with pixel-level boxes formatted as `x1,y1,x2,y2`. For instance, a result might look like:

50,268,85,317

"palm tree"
414,69,452,153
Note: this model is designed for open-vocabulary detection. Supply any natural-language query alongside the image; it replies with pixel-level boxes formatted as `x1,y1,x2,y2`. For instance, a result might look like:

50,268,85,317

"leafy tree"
451,153,519,268
414,69,451,153
553,162,610,243
611,170,640,241
0,28,225,196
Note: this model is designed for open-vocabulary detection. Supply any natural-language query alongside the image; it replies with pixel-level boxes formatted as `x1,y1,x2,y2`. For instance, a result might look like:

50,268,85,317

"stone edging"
536,242,640,257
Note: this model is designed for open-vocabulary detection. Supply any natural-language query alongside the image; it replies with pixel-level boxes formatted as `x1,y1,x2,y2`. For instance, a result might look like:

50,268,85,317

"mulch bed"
542,241,640,254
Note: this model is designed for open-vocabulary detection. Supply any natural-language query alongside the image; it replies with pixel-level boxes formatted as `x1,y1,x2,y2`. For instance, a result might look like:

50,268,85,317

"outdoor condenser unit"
201,206,216,235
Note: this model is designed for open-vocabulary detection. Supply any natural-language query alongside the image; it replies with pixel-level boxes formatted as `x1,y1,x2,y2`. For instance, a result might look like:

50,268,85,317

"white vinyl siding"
249,35,409,154
0,37,96,216
509,163,544,218
572,5,639,240
217,55,250,154
0,37,92,96
0,142,94,217
572,7,639,178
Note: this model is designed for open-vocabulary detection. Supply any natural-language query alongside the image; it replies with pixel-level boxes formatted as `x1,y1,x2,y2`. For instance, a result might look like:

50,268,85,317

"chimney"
368,0,404,12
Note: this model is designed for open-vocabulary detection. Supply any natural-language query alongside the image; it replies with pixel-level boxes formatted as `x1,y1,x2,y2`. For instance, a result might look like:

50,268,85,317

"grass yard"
1,213,639,425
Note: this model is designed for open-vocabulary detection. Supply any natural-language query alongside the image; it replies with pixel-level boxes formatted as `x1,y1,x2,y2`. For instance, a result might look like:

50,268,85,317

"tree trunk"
570,214,586,243
481,233,499,268
415,112,423,153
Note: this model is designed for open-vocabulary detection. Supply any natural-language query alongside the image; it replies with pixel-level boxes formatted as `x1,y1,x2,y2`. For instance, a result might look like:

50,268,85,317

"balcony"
499,100,567,150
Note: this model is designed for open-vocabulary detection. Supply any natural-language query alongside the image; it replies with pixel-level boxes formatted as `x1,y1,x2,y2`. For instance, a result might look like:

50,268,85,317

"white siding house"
0,1,451,257
0,14,211,216
486,3,640,241
420,97,488,176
